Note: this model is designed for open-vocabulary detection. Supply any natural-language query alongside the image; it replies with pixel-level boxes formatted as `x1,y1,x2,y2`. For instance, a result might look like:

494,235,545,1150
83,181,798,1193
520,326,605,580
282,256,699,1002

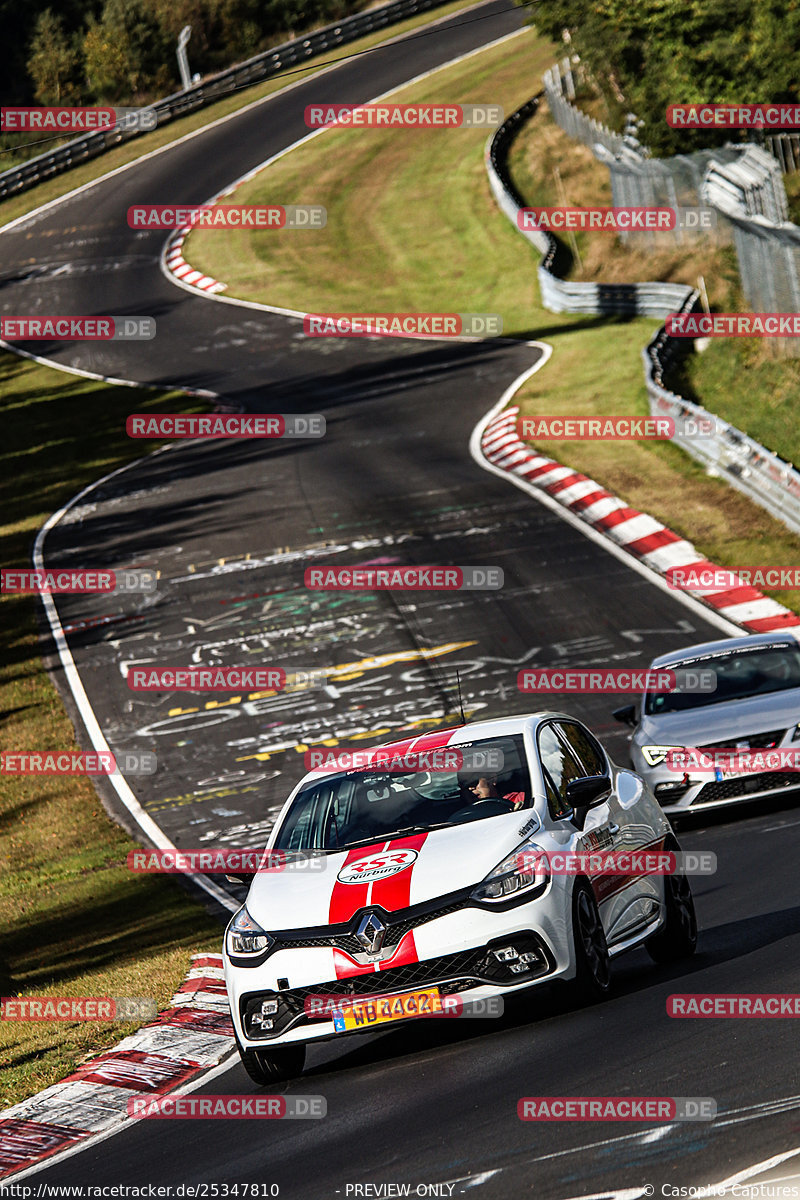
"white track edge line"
31,470,238,914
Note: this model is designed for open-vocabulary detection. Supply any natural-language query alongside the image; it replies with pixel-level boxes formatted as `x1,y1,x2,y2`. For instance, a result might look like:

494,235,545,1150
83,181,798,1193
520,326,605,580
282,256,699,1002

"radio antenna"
456,669,466,726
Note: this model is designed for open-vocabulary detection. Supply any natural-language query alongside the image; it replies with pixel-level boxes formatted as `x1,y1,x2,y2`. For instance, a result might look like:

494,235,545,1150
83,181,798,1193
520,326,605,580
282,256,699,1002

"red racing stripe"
333,930,420,981
328,847,373,924
330,833,429,979
369,832,428,912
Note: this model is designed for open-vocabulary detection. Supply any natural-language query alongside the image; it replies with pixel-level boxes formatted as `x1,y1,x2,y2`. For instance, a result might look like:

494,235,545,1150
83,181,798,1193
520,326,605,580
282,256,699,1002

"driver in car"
466,775,525,810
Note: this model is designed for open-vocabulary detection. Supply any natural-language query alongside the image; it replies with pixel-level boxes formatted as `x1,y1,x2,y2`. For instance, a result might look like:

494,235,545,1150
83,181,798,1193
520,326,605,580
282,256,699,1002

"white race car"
223,713,697,1084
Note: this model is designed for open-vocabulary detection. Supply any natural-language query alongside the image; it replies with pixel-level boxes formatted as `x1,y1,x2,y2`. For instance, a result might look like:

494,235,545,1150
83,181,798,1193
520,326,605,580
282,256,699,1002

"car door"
535,721,624,944
554,719,661,945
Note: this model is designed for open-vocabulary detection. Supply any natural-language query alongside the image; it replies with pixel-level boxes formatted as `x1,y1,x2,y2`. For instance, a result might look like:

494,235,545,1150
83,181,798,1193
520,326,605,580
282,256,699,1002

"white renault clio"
223,713,697,1084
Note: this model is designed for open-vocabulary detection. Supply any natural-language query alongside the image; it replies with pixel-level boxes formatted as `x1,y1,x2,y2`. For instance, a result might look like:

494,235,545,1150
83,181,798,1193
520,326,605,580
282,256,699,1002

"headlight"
471,842,550,904
226,906,273,957
641,745,683,767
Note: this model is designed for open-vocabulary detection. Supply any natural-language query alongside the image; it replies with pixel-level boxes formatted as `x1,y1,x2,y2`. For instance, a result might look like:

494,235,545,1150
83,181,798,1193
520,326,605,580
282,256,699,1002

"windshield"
644,644,800,715
272,735,532,853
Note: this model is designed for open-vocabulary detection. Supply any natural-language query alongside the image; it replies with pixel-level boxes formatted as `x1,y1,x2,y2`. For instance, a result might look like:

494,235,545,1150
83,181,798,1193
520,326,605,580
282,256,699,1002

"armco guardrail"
702,153,800,351
485,95,694,318
0,0,450,201
486,93,800,538
644,322,800,536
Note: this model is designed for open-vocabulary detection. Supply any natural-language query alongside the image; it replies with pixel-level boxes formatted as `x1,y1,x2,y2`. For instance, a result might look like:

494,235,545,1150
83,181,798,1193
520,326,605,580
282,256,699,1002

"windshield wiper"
338,822,453,850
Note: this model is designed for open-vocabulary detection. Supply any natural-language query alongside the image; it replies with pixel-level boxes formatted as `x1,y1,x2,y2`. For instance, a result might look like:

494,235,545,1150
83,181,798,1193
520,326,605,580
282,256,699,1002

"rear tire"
646,865,697,963
235,1036,306,1085
569,880,611,1003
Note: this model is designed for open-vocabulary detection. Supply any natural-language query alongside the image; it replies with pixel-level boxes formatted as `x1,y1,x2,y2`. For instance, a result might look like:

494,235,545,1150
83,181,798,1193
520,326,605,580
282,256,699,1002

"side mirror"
612,703,637,727
566,774,612,829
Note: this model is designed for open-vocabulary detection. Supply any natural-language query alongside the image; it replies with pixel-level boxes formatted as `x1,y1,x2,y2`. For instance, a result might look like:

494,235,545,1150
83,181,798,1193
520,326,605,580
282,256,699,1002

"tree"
27,9,81,104
83,0,171,101
528,0,800,156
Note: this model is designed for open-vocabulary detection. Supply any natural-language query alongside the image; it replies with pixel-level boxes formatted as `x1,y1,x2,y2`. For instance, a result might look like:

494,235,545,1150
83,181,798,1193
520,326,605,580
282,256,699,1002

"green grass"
0,0,492,1109
184,25,800,616
0,356,224,1109
185,29,553,318
678,333,800,472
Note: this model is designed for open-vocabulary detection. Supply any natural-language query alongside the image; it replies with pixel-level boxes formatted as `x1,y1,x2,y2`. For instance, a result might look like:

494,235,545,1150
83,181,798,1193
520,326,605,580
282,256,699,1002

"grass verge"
184,23,800,613
0,0,496,1110
0,358,222,1109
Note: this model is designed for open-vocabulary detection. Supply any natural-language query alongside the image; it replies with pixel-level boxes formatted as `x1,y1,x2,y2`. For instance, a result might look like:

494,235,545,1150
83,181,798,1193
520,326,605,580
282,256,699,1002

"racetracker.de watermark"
667,103,800,128
305,566,503,590
1,996,156,1021
126,414,325,439
127,849,324,873
522,414,720,439
128,1095,326,1119
127,667,286,691
664,748,800,773
304,746,505,772
303,313,502,337
517,668,717,694
127,205,326,229
521,416,675,440
668,994,800,1017
666,565,800,590
304,994,504,1019
304,103,503,128
0,751,156,775
2,568,156,593
1,317,155,341
667,313,800,337
0,106,157,131
535,850,716,876
518,1097,716,1121
517,207,716,232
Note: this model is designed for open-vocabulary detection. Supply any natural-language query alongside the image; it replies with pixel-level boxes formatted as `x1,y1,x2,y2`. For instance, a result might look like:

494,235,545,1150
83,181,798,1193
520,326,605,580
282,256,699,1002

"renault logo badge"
355,911,387,955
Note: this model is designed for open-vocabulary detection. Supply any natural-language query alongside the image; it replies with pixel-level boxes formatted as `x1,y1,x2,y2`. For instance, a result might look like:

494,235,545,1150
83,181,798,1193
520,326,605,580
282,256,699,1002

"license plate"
332,987,442,1032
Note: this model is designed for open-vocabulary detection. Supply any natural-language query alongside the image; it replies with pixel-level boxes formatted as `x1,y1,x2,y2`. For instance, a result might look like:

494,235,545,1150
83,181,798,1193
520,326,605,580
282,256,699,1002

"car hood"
639,686,800,746
245,811,541,931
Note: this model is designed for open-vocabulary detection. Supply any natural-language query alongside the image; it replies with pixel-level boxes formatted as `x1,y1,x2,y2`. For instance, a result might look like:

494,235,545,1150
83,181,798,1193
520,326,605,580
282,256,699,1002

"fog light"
252,1015,274,1029
655,777,691,798
261,999,279,1015
493,947,519,962
518,951,540,965
509,962,530,974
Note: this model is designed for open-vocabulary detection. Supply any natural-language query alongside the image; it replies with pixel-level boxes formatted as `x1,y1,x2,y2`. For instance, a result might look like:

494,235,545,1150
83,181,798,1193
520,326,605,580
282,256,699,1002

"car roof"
296,710,577,785
648,631,799,669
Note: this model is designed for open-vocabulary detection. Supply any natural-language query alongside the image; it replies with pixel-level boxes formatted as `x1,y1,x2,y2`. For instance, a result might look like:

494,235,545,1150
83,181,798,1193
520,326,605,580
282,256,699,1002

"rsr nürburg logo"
337,849,418,884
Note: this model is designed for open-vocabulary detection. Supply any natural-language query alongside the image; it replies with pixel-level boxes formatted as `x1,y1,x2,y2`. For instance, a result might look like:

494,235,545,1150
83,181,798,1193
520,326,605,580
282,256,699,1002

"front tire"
235,1035,306,1085
569,880,611,1003
646,867,697,963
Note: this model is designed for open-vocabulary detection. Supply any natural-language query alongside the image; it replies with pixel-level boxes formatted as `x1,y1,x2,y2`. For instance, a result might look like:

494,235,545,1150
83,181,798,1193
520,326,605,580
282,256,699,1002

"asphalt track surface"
4,1,800,1194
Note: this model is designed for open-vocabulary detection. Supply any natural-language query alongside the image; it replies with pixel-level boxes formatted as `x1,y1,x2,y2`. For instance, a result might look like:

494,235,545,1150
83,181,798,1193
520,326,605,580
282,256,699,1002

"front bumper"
225,894,571,1049
639,763,800,813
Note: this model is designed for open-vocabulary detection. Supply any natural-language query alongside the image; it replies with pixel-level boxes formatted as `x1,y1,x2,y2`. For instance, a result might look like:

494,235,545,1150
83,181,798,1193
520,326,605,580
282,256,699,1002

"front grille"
241,934,553,1039
694,772,800,805
272,897,472,956
698,728,786,751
